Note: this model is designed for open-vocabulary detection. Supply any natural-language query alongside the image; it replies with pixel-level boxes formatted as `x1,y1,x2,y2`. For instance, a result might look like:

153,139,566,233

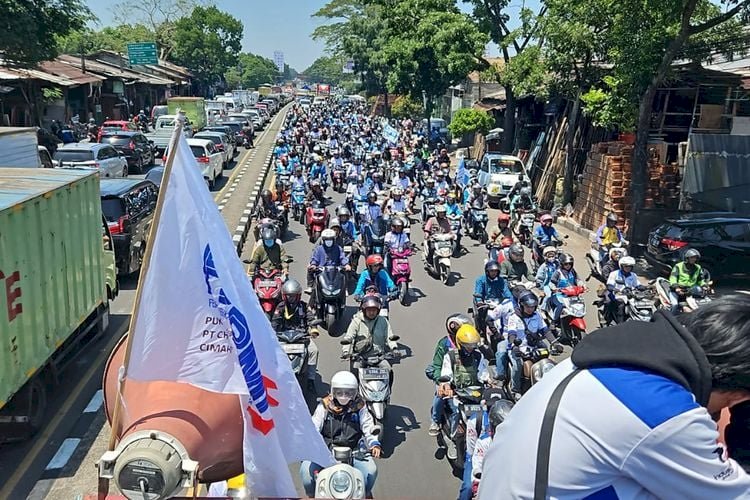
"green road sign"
127,42,158,65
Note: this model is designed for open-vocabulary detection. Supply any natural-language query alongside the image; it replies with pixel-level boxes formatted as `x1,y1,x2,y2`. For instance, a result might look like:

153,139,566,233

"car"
150,105,169,122
97,120,138,142
38,146,53,168
144,165,165,189
261,99,278,114
100,178,158,275
99,131,155,174
243,109,264,129
215,121,245,144
164,138,223,189
53,142,129,178
254,103,270,121
644,212,750,277
204,125,238,145
476,153,529,207
194,131,235,167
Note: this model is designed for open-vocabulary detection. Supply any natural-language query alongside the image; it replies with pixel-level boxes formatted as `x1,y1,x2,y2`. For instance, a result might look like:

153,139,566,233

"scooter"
423,233,454,285
314,446,367,499
421,196,437,224
305,201,330,243
514,209,536,248
500,341,558,397
276,327,313,386
291,186,306,223
466,202,489,244
332,165,346,192
585,238,627,282
448,215,462,257
361,216,387,257
436,380,484,472
596,285,657,326
251,268,284,318
311,265,347,333
545,285,587,347
654,277,714,313
388,244,414,305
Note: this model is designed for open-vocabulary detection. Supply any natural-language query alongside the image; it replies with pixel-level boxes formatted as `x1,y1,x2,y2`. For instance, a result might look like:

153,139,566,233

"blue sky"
85,0,541,71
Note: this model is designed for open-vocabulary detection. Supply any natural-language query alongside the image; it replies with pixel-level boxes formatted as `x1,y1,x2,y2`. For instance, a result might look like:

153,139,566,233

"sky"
84,0,541,71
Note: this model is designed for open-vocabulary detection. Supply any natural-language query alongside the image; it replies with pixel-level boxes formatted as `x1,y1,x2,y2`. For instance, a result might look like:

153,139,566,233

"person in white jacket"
479,295,750,499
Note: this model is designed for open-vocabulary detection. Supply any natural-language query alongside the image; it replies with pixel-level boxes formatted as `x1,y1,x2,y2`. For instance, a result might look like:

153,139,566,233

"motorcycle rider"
548,254,584,321
445,192,463,248
668,248,707,313
136,109,148,131
533,213,561,263
384,216,410,251
509,186,535,225
309,156,328,189
247,226,289,279
596,212,625,264
473,261,512,335
384,188,409,215
488,213,513,245
393,168,412,192
305,180,326,205
271,279,319,392
499,244,534,282
421,177,438,200
86,117,98,141
470,400,514,496
423,204,455,265
273,138,289,158
495,291,557,397
606,255,640,323
361,191,383,225
241,121,254,148
306,229,350,295
299,371,381,498
535,246,560,296
601,246,627,279
353,254,398,303
506,173,528,201
342,295,400,384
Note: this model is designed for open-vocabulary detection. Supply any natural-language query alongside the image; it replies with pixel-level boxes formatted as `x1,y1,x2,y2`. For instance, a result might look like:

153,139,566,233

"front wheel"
441,264,451,285
479,229,488,244
569,326,585,346
325,311,336,333
310,230,321,244
399,281,408,305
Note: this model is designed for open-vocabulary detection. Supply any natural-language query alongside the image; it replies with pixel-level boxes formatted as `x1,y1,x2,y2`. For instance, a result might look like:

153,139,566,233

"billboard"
273,51,285,73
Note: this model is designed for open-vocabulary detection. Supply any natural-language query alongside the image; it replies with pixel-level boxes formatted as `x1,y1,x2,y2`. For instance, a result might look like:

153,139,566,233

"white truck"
0,127,44,168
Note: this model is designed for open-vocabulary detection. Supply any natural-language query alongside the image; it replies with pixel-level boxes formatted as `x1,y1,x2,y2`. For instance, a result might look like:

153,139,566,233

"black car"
215,121,245,142
100,179,158,275
100,131,155,174
644,212,750,276
204,125,238,145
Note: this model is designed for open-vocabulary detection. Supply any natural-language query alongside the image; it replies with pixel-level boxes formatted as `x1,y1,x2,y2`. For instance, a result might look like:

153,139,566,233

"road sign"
273,51,285,73
127,42,158,65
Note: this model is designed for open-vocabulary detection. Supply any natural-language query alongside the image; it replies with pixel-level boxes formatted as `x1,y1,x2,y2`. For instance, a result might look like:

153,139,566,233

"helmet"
321,228,336,240
367,191,378,203
445,313,472,338
392,188,403,197
366,254,383,270
261,189,273,202
330,371,358,406
497,213,510,223
509,243,524,258
372,172,382,180
511,284,528,299
540,214,553,224
684,248,701,262
520,187,532,197
391,217,405,228
485,260,501,275
606,212,618,224
690,285,705,298
310,179,321,189
436,204,447,214
473,184,482,193
559,253,574,265
500,236,514,248
337,206,351,217
456,324,480,351
620,256,636,268
329,217,341,229
488,400,514,436
88,117,95,124
281,278,302,304
518,291,539,309
357,174,365,184
360,294,382,311
260,226,277,241
426,177,435,185
609,247,627,260
543,246,557,258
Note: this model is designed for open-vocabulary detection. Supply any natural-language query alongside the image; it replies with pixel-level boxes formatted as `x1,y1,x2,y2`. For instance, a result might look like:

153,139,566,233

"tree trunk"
502,85,516,154
383,87,390,118
563,94,581,205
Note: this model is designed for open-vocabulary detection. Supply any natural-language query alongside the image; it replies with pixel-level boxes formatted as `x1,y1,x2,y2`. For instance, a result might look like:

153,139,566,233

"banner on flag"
381,119,399,145
125,128,332,496
456,155,470,187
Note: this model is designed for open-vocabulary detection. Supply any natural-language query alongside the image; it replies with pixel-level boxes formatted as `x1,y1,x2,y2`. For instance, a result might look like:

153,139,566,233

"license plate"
258,280,277,287
463,404,482,413
363,368,389,380
282,344,306,354
344,246,352,253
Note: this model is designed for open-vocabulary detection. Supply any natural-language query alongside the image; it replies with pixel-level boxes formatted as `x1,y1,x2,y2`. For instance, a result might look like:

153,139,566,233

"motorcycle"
361,216,387,257
435,381,484,472
388,244,414,306
532,237,567,271
305,202,330,243
311,266,347,333
332,165,346,193
585,238,627,283
421,196,437,224
597,284,657,326
544,285,587,347
314,446,367,499
466,203,489,244
514,209,536,248
276,326,315,386
251,268,284,318
500,342,558,397
423,233,454,285
448,215,462,256
291,186,306,223
654,276,714,314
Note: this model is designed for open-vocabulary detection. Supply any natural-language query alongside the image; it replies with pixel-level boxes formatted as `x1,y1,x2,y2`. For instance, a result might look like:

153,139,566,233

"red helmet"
365,254,384,268
497,213,510,223
500,236,514,248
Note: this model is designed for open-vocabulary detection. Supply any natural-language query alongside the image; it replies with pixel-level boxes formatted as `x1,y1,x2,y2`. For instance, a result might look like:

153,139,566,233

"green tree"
464,0,547,153
224,53,280,89
57,24,157,56
113,0,200,59
448,108,495,136
1,0,92,67
391,95,423,119
170,5,243,92
303,56,345,84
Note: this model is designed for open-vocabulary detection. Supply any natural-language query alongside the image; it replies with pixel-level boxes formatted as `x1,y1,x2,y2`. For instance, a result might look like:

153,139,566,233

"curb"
557,216,595,241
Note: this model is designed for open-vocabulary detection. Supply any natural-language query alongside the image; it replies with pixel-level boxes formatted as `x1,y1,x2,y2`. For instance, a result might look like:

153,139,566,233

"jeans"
548,294,563,322
458,454,474,500
431,391,445,424
307,340,319,380
495,340,522,392
300,457,378,497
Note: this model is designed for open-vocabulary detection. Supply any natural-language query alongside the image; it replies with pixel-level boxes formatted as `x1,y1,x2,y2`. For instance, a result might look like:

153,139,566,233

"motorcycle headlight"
570,303,585,316
330,470,353,496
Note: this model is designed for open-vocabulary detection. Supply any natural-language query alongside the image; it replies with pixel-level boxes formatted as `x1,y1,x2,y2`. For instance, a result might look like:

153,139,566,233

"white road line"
83,390,103,413
235,225,244,232
218,205,225,211
232,234,242,243
45,438,80,470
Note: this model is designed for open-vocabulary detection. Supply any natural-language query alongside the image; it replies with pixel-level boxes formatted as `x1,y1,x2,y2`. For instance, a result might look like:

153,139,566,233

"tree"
113,0,200,59
464,0,547,152
391,95,423,119
170,6,243,92
224,53,279,89
448,108,495,136
57,24,157,56
1,0,92,67
302,56,359,89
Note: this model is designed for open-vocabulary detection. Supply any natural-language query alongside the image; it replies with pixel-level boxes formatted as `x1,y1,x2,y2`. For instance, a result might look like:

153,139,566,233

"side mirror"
389,335,400,342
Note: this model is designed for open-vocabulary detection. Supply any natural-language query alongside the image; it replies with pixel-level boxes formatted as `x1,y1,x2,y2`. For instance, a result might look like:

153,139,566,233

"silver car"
194,131,235,167
53,143,128,178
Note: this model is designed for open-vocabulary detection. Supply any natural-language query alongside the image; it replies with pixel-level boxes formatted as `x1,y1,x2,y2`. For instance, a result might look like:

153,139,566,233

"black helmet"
684,248,700,262
367,191,377,203
360,295,382,311
511,284,528,299
606,212,618,224
559,253,574,265
488,399,514,436
485,261,501,275
281,278,302,304
509,243,524,258
518,291,538,309
445,313,472,338
261,189,273,202
260,226,277,241
337,206,351,217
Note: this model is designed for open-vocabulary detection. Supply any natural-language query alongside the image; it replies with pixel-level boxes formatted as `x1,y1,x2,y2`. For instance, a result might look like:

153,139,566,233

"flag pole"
98,117,185,499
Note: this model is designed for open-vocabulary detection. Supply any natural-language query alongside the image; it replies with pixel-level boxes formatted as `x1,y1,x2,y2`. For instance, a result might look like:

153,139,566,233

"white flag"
126,130,333,496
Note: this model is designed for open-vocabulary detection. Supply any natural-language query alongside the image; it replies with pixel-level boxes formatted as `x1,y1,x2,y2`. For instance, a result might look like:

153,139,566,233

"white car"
193,131,235,167
165,138,223,189
53,143,128,178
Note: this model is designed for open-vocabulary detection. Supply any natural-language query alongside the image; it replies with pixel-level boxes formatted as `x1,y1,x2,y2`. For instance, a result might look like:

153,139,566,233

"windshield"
189,145,207,158
156,118,176,129
195,135,222,145
53,150,94,162
489,158,524,175
101,197,125,221
101,136,131,145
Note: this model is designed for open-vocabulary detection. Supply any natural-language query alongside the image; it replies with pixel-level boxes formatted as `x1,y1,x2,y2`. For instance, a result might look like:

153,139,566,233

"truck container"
0,127,42,168
0,168,115,441
167,97,206,131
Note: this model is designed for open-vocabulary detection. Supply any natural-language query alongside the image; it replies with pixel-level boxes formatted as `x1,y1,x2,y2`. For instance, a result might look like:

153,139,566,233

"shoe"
445,440,458,461
428,422,440,437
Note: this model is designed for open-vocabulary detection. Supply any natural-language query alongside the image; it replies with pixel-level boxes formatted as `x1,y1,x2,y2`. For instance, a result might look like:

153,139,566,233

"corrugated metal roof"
0,168,96,210
40,60,104,85
57,55,173,85
0,61,79,86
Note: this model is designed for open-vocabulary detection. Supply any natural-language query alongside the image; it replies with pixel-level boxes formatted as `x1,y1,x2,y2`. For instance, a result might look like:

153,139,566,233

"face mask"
263,239,274,247
324,240,333,248
336,395,352,406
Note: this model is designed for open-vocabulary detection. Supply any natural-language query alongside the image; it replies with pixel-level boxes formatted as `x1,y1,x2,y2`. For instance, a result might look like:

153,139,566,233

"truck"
0,168,117,441
0,127,42,168
232,89,253,109
146,114,195,153
167,97,206,131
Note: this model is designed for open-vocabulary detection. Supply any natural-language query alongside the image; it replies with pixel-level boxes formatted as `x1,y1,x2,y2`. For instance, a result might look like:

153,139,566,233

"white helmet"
620,256,636,267
321,228,336,240
543,246,557,257
330,371,358,406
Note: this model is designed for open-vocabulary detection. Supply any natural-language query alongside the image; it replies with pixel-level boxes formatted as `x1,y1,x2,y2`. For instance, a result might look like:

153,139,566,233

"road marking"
45,439,81,470
213,147,253,202
83,390,103,413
